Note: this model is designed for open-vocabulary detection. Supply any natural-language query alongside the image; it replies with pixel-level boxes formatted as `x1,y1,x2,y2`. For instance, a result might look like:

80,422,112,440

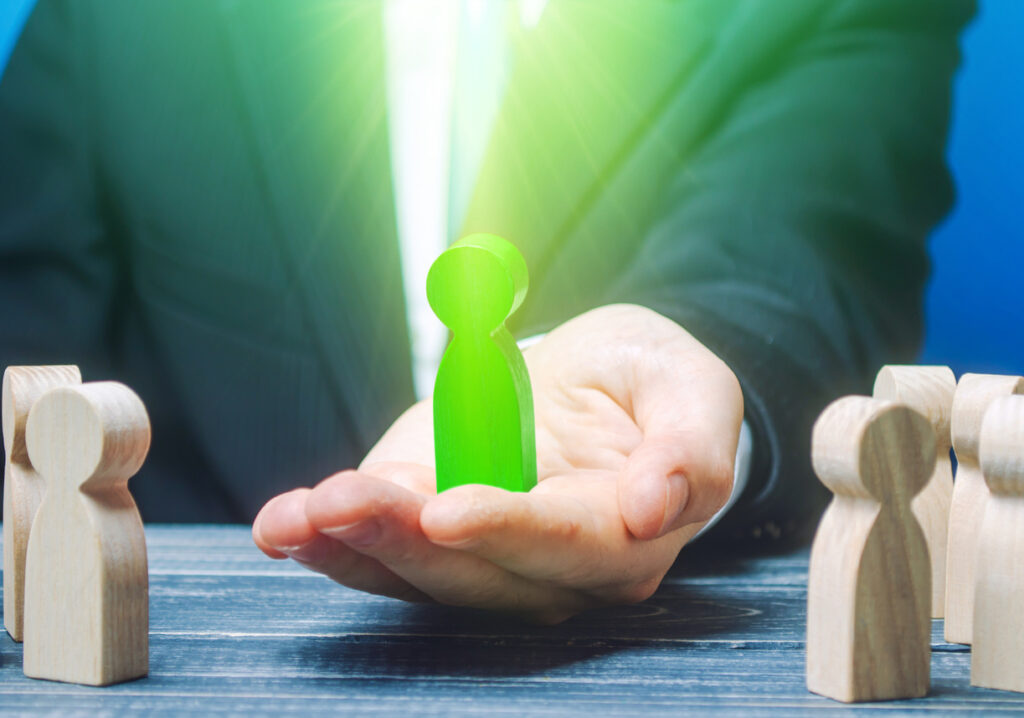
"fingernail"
430,535,474,549
278,539,325,563
323,518,382,548
660,473,689,534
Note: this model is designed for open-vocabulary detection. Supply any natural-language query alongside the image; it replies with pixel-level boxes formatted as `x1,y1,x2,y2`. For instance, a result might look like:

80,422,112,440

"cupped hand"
253,304,743,623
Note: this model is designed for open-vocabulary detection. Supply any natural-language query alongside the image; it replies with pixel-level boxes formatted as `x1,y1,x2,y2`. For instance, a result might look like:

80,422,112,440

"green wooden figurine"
426,234,537,493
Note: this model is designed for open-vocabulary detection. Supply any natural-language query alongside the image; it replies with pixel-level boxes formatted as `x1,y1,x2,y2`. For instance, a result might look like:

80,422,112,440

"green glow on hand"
427,234,537,493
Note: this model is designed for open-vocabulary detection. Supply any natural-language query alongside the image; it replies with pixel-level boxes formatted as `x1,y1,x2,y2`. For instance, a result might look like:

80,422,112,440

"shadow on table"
289,545,799,679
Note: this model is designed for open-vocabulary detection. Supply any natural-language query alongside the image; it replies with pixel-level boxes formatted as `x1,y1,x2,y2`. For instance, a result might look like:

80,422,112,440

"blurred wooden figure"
945,373,1024,644
806,397,933,703
873,365,955,618
2,365,82,642
972,396,1024,692
22,382,151,686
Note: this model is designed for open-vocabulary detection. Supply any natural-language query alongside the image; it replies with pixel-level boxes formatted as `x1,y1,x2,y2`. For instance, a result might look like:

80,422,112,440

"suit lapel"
216,1,413,448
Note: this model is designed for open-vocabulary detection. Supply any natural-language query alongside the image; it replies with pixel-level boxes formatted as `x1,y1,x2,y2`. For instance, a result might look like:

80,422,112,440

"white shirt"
383,0,750,533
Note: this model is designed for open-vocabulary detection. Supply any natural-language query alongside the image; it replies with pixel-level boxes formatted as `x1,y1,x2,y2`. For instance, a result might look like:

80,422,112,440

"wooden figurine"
972,395,1024,693
2,365,82,642
873,365,956,618
806,396,933,703
426,234,536,493
944,373,1024,645
22,382,151,686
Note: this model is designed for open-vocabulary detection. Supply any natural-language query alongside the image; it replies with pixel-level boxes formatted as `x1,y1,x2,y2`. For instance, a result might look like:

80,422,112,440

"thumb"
618,429,736,541
615,325,743,541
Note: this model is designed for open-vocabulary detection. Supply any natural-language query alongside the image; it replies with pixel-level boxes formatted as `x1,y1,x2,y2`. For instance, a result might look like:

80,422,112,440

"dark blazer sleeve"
606,1,975,542
0,1,119,376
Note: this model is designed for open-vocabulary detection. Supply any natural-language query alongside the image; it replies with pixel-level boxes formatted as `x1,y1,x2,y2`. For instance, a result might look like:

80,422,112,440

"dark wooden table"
0,525,1021,715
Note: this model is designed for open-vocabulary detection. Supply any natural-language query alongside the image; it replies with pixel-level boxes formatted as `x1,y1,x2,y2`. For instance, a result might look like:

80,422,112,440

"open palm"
254,304,743,623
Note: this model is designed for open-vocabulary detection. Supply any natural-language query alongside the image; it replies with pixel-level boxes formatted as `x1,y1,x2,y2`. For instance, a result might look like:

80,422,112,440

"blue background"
919,1,1023,375
1,1,1021,376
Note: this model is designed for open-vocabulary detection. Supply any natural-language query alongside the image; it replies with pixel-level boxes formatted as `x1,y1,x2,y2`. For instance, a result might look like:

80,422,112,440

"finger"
253,489,316,559
620,368,740,541
619,428,736,540
305,472,592,622
287,534,431,603
357,461,437,496
254,486,426,601
420,481,617,587
615,324,743,541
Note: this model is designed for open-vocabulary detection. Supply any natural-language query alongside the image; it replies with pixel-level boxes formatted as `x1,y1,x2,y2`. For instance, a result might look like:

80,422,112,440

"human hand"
253,304,743,623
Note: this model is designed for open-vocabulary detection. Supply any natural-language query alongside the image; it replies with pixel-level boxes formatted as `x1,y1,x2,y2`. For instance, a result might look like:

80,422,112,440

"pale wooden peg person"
2,365,82,642
806,396,933,703
972,395,1024,693
22,382,151,686
873,365,955,618
944,373,1024,645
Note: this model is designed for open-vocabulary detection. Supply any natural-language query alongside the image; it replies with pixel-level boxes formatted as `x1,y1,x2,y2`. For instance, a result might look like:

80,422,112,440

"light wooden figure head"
873,366,955,452
979,396,1024,498
3,366,83,467
25,382,150,494
812,396,935,506
2,369,21,463
952,374,1024,469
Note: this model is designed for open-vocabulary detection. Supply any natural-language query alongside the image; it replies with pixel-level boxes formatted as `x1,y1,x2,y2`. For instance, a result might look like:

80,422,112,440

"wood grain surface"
22,382,150,686
2,365,82,642
972,395,1024,692
806,397,933,702
0,525,1022,715
945,373,1024,644
873,365,956,619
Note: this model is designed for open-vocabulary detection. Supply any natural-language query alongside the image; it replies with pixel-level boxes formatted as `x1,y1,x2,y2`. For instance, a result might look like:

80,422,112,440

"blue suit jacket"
0,0,973,541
